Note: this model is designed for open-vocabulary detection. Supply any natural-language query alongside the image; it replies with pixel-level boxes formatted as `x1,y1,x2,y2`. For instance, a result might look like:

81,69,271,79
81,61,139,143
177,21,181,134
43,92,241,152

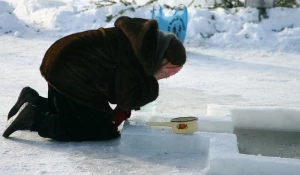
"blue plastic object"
152,4,188,43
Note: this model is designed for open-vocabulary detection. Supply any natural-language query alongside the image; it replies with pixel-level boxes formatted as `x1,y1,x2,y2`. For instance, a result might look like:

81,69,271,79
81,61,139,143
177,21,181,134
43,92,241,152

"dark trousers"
32,85,120,141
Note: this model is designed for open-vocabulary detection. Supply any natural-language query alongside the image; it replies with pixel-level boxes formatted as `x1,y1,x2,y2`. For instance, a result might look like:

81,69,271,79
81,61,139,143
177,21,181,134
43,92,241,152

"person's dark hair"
164,38,186,66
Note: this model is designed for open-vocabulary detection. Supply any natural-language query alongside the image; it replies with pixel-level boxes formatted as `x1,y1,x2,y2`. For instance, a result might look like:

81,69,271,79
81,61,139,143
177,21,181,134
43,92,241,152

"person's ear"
161,59,169,66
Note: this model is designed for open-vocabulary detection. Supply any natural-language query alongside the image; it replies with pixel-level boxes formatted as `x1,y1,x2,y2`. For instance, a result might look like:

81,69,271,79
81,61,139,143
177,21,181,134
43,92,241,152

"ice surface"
1,0,300,174
120,107,300,175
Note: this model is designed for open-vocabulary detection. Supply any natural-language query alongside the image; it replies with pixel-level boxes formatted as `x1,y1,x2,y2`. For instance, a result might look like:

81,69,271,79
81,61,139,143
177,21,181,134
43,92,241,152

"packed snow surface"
1,0,300,174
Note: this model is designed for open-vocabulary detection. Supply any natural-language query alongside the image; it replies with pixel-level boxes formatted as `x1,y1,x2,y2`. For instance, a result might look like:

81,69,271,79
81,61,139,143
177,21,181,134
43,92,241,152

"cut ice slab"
118,120,210,171
119,120,210,154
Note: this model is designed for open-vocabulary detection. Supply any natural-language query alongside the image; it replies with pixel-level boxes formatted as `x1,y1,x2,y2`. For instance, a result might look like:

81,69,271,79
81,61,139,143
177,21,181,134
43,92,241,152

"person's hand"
112,105,131,128
154,62,183,80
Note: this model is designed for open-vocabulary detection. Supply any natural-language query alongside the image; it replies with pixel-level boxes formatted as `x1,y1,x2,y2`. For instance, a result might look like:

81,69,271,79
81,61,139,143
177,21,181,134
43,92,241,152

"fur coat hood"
114,16,176,75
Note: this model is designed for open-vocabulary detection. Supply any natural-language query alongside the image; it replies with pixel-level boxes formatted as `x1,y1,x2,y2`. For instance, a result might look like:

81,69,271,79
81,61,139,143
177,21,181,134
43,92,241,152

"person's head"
154,38,186,80
162,37,186,76
164,37,186,66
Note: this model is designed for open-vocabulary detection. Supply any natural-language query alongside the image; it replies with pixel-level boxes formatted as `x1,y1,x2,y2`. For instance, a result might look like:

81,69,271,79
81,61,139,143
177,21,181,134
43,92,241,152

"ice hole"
235,129,300,159
230,108,300,159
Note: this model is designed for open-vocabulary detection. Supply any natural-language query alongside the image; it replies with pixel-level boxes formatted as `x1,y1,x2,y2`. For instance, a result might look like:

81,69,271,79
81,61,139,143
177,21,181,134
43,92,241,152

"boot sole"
3,103,35,138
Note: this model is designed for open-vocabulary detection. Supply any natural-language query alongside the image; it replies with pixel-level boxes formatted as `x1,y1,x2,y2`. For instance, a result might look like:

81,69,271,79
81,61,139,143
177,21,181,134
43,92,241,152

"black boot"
7,87,39,120
3,102,38,138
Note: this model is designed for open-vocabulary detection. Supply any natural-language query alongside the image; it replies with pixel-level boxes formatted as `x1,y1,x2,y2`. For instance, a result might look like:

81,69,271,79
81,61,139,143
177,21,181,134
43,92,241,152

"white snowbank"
0,1,26,34
1,0,300,53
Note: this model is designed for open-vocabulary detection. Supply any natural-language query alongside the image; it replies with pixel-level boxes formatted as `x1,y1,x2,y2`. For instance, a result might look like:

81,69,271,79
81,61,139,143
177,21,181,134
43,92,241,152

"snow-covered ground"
1,0,300,174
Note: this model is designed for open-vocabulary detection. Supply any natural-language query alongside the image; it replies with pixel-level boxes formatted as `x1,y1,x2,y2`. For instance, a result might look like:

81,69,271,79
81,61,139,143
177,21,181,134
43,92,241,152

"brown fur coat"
40,16,177,113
